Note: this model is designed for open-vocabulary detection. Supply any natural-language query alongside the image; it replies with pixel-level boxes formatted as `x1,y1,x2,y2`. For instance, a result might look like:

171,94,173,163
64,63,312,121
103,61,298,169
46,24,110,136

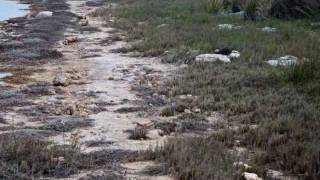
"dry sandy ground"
31,0,176,179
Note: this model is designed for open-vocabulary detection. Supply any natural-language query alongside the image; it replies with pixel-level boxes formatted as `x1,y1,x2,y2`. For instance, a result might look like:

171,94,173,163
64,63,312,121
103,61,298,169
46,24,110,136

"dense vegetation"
101,0,320,179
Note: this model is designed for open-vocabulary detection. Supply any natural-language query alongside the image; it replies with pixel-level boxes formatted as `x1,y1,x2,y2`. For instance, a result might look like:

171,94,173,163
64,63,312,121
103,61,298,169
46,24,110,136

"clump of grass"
125,127,149,140
244,0,260,21
205,0,224,14
270,0,320,19
148,137,240,180
0,134,81,179
160,106,175,117
169,62,320,178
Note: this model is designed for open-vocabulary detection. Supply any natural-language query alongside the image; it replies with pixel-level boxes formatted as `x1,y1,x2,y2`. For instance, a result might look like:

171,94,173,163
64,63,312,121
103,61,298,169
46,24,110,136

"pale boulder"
53,73,69,86
195,54,231,63
243,172,262,180
267,55,298,66
36,11,53,18
195,50,240,63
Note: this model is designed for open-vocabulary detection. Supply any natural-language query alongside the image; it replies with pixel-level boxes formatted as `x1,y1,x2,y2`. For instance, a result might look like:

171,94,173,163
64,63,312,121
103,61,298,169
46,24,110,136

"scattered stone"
261,26,277,33
192,108,201,113
53,73,70,86
52,156,65,163
0,72,12,79
267,55,298,66
79,19,89,26
147,129,163,139
137,21,147,26
223,11,245,17
36,11,53,18
229,50,241,59
242,172,262,180
157,24,168,28
63,36,78,45
196,49,240,63
218,24,234,30
184,109,192,114
266,170,285,180
233,162,251,170
0,21,8,28
195,54,231,63
218,24,241,30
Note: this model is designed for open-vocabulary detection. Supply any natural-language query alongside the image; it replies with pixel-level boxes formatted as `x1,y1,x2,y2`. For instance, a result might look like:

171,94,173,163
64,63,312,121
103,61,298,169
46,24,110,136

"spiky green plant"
206,0,225,14
244,0,260,20
270,0,320,18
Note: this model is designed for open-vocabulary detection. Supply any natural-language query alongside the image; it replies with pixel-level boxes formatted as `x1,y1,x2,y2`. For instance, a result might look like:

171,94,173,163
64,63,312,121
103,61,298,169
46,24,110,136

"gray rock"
218,24,234,30
229,50,241,59
0,72,12,79
218,24,241,30
196,54,231,63
195,51,240,63
53,73,69,86
267,55,298,66
36,11,53,18
262,26,277,32
242,172,262,180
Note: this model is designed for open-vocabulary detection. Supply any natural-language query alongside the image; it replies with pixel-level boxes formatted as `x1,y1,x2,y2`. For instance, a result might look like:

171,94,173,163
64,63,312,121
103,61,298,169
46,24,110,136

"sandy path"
42,0,176,179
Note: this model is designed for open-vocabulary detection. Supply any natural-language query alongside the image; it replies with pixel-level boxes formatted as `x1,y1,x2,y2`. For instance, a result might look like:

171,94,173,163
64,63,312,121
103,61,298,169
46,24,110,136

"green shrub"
244,0,260,21
205,0,224,14
270,0,320,18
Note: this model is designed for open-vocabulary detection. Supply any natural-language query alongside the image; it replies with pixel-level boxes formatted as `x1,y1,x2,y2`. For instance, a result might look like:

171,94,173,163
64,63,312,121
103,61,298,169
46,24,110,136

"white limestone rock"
243,172,262,180
195,54,231,63
267,55,298,66
262,26,277,32
36,11,53,18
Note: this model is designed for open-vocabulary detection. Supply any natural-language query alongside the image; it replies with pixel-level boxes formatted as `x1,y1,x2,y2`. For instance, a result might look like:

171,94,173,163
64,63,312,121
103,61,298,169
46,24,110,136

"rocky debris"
79,19,89,26
40,117,93,132
267,55,298,66
261,26,277,32
52,156,65,163
0,21,8,28
233,162,251,171
147,129,163,139
63,36,78,45
38,100,94,116
157,24,168,28
195,50,240,63
242,172,262,180
0,72,12,79
36,11,53,18
229,50,241,59
192,107,201,113
53,72,70,86
266,170,284,180
66,69,84,80
21,82,56,96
